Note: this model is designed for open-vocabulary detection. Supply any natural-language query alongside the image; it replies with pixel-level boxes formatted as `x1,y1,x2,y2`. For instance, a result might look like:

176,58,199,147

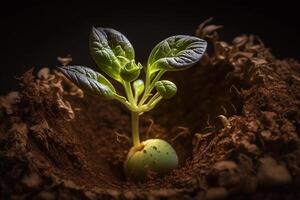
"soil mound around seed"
1,19,300,199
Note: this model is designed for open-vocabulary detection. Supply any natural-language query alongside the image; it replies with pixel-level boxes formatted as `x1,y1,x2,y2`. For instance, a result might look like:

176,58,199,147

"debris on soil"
205,187,228,200
0,91,20,115
257,157,292,187
1,19,300,199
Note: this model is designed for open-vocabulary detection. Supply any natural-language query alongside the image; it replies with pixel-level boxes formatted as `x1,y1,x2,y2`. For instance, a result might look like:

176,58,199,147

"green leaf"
58,66,116,99
148,35,207,73
120,61,142,82
155,80,177,99
90,27,135,82
133,79,145,99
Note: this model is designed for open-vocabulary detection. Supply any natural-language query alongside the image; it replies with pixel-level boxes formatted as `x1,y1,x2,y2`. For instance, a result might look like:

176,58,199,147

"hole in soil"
49,62,242,190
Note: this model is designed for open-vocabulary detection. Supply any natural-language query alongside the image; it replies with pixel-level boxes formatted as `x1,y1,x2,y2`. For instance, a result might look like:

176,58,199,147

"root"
171,126,190,142
217,115,230,128
114,131,131,143
202,114,216,132
221,105,227,116
230,84,241,96
230,102,238,114
145,119,154,139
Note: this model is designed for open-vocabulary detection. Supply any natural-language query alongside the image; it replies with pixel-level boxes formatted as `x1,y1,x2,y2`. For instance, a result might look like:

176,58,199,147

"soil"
1,18,300,199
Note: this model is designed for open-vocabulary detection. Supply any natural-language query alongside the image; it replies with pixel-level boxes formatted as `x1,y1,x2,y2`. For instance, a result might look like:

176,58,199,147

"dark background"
1,1,299,95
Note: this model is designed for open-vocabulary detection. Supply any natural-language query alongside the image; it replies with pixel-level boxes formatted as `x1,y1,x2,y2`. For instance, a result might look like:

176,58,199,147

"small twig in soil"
114,131,131,143
292,75,300,82
202,114,216,132
194,131,214,151
217,115,230,128
145,118,154,139
171,126,190,142
230,102,237,114
221,105,227,116
206,114,211,126
230,84,241,96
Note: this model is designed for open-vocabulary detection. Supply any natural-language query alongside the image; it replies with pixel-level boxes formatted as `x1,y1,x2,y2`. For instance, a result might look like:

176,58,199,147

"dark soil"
1,19,300,199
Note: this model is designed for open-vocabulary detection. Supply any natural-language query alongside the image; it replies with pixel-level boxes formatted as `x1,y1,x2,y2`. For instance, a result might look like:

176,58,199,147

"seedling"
59,27,207,180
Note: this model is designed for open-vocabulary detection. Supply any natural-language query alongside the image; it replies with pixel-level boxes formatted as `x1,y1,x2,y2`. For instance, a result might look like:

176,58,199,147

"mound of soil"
1,19,300,199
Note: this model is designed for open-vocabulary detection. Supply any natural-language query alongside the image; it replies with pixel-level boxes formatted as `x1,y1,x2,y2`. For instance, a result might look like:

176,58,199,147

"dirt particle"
123,191,135,199
206,187,228,200
34,191,57,200
258,157,292,187
21,173,42,188
213,160,238,171
242,175,258,194
212,161,240,187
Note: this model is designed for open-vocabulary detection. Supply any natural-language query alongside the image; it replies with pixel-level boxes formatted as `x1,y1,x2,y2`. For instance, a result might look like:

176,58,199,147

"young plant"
59,27,207,180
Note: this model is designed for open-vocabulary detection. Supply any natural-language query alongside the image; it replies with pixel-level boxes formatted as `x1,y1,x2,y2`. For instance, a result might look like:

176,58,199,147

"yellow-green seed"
124,139,178,180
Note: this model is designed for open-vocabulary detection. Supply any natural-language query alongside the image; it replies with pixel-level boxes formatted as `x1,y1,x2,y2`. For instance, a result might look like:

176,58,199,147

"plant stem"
113,93,131,110
131,111,140,147
146,92,160,105
138,70,165,106
124,81,135,106
148,70,165,93
134,92,138,104
146,96,163,111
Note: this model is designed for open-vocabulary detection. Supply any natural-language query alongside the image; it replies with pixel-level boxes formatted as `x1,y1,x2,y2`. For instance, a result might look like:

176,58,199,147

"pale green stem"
121,68,165,148
123,82,141,147
113,93,131,110
123,81,136,107
146,96,163,111
131,111,140,147
138,68,151,105
148,70,165,94
134,92,138,104
145,67,151,88
146,92,160,106
138,70,165,106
